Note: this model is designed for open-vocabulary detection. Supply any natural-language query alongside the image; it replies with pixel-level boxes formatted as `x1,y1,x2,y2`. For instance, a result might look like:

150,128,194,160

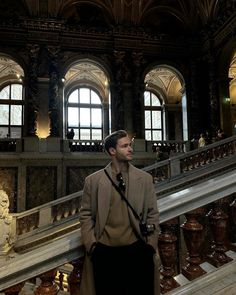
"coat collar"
104,162,142,203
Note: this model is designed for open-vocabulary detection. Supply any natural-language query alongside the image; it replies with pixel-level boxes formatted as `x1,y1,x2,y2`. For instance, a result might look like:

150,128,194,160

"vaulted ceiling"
0,0,235,104
0,0,233,36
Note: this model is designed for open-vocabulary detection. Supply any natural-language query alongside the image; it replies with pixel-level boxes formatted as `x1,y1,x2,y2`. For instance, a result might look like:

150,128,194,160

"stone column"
111,50,125,131
24,44,40,137
208,55,220,134
103,102,109,137
186,60,201,138
37,77,50,138
218,76,232,136
48,46,61,137
132,51,145,139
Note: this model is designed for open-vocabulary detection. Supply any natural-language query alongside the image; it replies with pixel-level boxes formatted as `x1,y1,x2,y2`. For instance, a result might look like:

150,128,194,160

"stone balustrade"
0,137,236,294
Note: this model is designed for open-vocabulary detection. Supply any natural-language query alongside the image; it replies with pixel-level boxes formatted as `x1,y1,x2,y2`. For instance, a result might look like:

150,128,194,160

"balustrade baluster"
34,269,59,295
3,282,24,295
181,208,206,280
206,200,233,267
158,219,180,294
68,258,84,295
193,154,200,168
58,271,64,290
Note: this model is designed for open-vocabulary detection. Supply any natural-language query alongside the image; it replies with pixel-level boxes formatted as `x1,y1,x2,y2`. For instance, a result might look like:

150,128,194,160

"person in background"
66,128,75,150
216,128,226,141
80,130,160,295
198,133,206,148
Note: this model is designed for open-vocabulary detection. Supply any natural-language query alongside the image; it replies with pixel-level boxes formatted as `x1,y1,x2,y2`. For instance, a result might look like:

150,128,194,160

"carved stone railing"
149,140,189,154
143,135,236,197
1,168,235,294
0,137,236,293
9,136,235,247
68,140,104,152
13,191,82,251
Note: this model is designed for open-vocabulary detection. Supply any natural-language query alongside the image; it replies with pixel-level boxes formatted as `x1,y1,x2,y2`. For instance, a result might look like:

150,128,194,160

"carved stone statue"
0,190,14,256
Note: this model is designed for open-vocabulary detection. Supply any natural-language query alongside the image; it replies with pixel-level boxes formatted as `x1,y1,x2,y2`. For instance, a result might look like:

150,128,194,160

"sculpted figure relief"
0,190,14,255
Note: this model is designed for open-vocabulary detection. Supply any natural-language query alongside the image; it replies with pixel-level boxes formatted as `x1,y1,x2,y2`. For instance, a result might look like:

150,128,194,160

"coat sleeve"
80,176,97,254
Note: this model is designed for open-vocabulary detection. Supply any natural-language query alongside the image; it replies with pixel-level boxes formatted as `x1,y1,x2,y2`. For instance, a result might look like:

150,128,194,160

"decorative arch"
63,58,111,140
144,64,187,141
217,40,236,135
0,55,25,138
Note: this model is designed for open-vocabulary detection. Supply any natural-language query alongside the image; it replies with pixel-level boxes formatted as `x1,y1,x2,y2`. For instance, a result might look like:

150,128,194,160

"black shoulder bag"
104,169,155,237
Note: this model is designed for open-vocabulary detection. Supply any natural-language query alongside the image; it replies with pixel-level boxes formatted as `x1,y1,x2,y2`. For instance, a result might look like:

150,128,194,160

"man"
80,130,160,295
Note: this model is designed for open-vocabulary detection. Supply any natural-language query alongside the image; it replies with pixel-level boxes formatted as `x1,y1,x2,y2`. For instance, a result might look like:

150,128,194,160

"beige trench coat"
79,162,160,295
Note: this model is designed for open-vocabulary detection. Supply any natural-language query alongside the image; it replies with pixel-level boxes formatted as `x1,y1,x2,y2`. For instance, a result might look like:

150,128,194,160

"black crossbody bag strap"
104,169,141,222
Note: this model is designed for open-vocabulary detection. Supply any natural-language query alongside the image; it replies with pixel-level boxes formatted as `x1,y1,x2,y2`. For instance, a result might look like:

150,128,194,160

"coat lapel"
96,164,112,236
127,164,143,218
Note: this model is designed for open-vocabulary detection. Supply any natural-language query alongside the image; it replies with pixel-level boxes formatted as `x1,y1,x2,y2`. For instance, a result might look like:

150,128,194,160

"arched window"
144,91,163,141
0,83,24,138
66,87,103,140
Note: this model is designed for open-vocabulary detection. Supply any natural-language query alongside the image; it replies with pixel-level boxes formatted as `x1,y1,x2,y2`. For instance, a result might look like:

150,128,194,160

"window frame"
0,83,24,138
144,90,163,141
66,86,103,140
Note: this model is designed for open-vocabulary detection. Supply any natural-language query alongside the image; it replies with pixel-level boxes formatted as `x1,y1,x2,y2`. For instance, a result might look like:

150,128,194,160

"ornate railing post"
181,208,206,280
68,258,84,295
158,219,180,294
34,269,59,295
3,282,25,295
206,200,232,267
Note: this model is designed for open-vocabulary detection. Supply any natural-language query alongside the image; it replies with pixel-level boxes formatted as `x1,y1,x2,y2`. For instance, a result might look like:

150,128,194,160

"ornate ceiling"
0,0,235,104
0,0,234,35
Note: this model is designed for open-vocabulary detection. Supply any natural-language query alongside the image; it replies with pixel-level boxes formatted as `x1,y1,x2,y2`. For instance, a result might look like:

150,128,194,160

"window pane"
80,108,90,127
144,91,150,106
151,93,161,106
145,110,151,128
11,105,22,125
92,129,102,140
10,127,21,138
145,130,151,141
91,91,101,104
80,129,90,140
153,130,162,141
0,86,10,99
80,88,90,103
152,111,161,128
0,127,8,138
0,105,9,124
91,108,101,127
11,84,22,100
68,90,78,103
68,107,78,126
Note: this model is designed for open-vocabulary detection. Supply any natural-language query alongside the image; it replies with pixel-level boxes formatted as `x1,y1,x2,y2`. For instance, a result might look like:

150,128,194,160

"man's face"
114,136,133,162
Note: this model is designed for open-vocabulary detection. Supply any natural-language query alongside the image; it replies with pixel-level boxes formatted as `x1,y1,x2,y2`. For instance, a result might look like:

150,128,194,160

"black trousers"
91,240,154,295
